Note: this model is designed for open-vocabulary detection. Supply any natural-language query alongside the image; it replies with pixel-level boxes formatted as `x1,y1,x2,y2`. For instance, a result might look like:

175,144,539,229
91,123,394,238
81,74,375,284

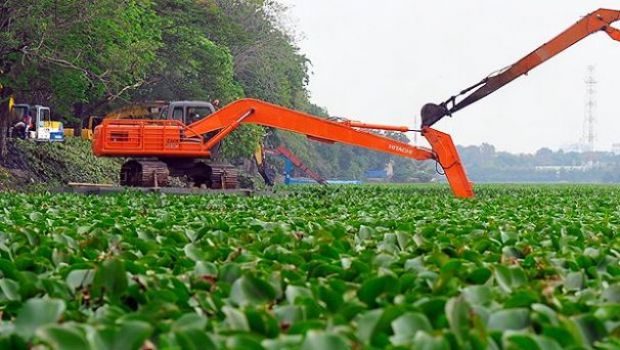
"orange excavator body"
93,99,474,198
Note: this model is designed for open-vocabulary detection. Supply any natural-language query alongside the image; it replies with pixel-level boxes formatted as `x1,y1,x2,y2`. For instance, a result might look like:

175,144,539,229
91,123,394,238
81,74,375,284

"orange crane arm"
186,99,433,159
188,99,473,198
421,8,620,127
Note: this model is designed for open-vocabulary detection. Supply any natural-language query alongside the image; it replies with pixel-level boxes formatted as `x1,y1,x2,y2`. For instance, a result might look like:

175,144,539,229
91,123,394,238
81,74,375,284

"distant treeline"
459,144,620,183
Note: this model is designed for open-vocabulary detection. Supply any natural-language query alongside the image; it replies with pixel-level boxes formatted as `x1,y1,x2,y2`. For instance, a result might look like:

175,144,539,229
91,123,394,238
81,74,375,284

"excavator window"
172,107,184,121
186,107,214,125
13,106,27,122
40,108,51,124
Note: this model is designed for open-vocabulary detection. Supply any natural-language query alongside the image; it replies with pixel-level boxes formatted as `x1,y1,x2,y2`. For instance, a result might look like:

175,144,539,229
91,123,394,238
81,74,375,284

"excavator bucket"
423,128,474,198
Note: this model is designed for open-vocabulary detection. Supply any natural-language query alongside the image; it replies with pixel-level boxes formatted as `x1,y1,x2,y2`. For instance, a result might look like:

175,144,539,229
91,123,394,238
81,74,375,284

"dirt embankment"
0,138,122,190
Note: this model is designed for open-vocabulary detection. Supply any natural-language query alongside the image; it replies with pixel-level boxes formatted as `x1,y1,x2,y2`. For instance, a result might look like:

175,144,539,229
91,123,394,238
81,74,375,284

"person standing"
23,111,33,138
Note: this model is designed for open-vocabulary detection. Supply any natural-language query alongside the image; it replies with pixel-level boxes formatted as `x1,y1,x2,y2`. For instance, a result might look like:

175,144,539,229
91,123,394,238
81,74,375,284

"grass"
1,138,122,189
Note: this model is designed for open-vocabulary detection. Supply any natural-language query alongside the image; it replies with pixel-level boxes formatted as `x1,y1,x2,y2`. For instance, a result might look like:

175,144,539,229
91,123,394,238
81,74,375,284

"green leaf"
0,334,28,350
226,334,265,350
504,290,538,308
467,267,492,284
219,263,242,284
103,321,152,350
417,297,447,327
563,271,585,292
357,275,398,306
356,309,384,344
412,331,450,350
531,303,559,325
358,226,376,240
246,308,280,338
184,243,206,261
77,225,91,235
15,298,66,339
445,296,471,343
274,305,305,326
285,285,313,304
229,275,276,307
569,314,607,346
175,329,217,350
355,307,400,346
29,212,43,221
223,306,250,331
91,259,128,300
488,308,530,331
495,265,526,293
172,313,207,332
390,312,433,346
602,283,620,303
36,324,90,350
194,261,218,277
66,269,94,292
0,278,21,301
594,304,620,321
262,335,304,350
503,333,562,350
462,285,492,306
301,331,349,350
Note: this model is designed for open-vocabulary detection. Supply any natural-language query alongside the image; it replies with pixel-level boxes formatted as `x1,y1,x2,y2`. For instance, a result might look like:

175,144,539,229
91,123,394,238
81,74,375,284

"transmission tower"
582,65,597,153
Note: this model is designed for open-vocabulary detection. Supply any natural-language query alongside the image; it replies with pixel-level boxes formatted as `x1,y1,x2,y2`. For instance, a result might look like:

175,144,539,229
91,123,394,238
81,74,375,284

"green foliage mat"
2,139,122,188
0,185,619,349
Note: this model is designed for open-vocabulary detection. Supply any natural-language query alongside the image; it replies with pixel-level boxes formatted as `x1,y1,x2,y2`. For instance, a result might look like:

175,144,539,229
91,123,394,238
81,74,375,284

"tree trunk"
74,99,109,138
0,86,13,162
73,102,84,137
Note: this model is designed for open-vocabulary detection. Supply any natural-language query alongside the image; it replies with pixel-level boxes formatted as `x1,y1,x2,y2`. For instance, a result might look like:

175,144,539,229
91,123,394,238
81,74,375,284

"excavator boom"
93,99,474,198
421,8,620,127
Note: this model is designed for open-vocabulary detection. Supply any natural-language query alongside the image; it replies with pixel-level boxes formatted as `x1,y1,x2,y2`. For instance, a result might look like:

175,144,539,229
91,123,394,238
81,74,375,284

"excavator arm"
93,98,474,198
185,99,473,197
421,8,620,127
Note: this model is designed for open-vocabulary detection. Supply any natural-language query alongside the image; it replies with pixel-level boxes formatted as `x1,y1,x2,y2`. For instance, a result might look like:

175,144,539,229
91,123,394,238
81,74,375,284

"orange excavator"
421,8,620,127
92,99,473,198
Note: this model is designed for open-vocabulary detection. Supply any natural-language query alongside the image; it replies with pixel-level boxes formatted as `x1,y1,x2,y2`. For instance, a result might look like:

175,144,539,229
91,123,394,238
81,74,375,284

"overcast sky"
279,0,620,153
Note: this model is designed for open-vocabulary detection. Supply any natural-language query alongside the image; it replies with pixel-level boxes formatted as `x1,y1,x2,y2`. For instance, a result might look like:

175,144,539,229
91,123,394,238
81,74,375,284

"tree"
208,0,311,109
138,0,242,102
1,0,162,132
134,0,263,160
0,0,45,159
0,85,13,158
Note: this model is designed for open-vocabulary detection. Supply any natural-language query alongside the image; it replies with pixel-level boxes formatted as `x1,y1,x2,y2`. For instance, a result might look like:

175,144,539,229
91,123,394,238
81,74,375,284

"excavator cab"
161,101,216,125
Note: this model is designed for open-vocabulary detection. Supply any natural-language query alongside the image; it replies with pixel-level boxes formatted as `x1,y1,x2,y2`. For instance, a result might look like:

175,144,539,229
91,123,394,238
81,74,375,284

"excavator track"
209,164,239,189
120,160,170,187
